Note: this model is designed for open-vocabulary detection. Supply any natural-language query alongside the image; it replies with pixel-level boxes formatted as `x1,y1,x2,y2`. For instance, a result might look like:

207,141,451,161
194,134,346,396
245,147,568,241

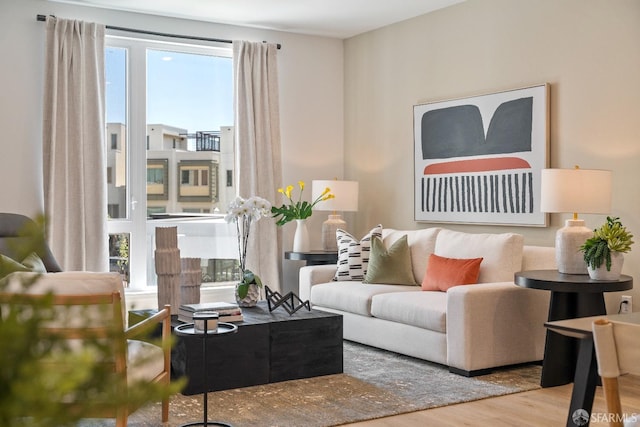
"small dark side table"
174,313,238,427
285,250,338,265
514,269,633,388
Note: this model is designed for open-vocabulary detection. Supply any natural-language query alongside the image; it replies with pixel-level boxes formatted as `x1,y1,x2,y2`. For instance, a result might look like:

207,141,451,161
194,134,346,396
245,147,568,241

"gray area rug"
84,341,541,426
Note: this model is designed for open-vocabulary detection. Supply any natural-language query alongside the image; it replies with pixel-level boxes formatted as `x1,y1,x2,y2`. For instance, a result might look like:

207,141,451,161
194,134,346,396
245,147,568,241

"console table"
514,269,633,388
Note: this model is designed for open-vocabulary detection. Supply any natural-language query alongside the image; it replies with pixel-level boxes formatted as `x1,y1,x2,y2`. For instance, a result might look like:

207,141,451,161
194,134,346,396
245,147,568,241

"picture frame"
413,83,549,226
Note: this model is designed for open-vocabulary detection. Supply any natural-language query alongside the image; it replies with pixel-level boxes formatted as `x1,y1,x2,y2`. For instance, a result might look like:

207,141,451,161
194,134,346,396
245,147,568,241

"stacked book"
178,301,243,323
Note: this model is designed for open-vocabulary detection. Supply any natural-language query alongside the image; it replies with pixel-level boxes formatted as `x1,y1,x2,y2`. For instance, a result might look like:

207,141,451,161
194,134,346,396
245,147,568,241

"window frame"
105,34,233,291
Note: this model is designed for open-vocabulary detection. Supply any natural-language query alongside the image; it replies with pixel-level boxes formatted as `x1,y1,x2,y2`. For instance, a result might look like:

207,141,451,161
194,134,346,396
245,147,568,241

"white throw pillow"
433,229,524,283
334,225,383,281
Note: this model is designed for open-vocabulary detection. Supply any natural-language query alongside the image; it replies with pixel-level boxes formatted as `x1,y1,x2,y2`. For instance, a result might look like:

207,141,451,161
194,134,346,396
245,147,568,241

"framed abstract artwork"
413,84,549,226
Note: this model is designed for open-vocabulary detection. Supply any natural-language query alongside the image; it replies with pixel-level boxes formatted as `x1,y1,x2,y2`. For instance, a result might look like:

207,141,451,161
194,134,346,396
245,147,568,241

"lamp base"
556,219,592,275
322,214,346,252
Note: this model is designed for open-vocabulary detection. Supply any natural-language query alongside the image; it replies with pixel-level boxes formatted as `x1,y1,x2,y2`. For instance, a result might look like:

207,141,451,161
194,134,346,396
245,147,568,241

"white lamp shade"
312,180,359,212
540,168,612,214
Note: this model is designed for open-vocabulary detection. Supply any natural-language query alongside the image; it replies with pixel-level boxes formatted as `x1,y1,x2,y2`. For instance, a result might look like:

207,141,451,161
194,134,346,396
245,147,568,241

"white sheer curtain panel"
233,41,283,291
42,18,108,272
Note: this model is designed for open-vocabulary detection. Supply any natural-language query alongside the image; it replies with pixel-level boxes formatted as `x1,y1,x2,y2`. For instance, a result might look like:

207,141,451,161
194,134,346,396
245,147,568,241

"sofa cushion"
364,235,417,286
382,227,441,284
310,281,417,316
421,254,483,291
434,229,524,283
371,291,447,333
335,225,382,281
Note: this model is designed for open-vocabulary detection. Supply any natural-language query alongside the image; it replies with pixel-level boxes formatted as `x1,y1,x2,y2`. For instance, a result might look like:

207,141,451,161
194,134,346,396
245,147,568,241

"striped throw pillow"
334,224,383,281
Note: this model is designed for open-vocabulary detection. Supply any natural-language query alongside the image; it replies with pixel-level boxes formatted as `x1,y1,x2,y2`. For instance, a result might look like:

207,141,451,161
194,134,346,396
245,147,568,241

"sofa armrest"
299,265,336,302
446,282,550,373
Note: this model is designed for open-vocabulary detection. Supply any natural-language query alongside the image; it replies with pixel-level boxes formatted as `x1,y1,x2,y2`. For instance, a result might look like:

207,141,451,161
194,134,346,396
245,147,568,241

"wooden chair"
0,271,172,426
592,318,640,427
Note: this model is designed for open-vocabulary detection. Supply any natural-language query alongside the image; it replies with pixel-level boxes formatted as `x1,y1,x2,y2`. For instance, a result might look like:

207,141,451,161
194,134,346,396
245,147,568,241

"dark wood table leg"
566,337,599,427
563,292,605,427
541,291,578,387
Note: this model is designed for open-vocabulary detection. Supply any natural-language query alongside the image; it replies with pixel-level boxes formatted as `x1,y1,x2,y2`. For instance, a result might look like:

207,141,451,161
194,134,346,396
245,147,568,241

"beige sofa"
299,227,556,376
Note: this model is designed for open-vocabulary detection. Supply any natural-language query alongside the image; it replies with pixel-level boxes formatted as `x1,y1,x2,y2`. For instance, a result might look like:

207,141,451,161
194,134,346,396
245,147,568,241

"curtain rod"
36,14,281,49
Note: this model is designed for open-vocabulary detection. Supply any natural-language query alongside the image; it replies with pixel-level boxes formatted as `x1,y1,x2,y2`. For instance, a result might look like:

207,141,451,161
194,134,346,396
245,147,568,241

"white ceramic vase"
587,251,624,281
293,219,310,252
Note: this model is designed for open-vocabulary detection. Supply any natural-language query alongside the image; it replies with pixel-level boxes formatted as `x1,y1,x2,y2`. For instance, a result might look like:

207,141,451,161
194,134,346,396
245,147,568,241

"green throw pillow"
0,253,47,279
20,253,47,273
363,235,417,285
0,254,30,278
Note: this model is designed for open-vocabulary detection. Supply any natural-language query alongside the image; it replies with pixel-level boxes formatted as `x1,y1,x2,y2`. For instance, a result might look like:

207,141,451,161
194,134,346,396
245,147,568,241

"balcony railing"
180,131,221,152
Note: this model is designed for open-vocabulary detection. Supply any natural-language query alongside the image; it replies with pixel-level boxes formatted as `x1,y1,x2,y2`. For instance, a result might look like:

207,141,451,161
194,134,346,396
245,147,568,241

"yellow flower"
285,185,293,199
321,187,331,196
277,188,284,194
323,194,335,201
298,181,305,191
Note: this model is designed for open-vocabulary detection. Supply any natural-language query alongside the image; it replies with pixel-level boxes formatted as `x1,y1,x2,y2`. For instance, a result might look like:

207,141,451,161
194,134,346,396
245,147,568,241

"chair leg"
162,395,169,422
601,376,623,427
116,409,128,427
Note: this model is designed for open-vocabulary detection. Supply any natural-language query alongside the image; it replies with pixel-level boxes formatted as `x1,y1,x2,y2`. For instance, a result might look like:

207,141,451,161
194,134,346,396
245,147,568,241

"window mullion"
127,43,148,289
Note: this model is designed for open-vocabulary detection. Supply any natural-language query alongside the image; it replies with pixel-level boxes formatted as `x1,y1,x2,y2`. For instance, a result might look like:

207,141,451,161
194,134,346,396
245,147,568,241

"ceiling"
49,0,465,39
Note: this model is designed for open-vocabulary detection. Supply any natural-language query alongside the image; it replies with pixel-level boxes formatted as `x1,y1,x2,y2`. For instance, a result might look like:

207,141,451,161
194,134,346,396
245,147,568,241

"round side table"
514,269,632,388
174,313,238,427
284,251,338,266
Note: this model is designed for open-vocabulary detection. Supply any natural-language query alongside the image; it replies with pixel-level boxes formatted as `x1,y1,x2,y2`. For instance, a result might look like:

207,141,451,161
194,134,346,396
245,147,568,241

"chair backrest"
592,318,640,427
0,213,62,272
0,278,128,424
593,318,640,377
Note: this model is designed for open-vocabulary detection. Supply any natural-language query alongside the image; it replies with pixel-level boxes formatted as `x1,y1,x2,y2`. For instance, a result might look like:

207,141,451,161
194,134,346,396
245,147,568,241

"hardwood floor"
346,374,640,426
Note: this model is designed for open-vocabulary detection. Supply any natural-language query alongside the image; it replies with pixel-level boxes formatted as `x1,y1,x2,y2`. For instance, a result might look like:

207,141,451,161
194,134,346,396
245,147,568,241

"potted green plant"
580,216,634,280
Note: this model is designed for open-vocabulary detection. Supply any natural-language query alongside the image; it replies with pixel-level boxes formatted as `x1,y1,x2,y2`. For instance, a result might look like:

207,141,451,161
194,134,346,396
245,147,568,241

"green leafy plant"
580,216,634,271
271,181,334,226
0,216,182,426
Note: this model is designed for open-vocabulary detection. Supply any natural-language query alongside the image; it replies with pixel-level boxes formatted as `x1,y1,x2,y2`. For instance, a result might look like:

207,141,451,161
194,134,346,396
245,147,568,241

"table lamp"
312,180,359,251
540,167,612,274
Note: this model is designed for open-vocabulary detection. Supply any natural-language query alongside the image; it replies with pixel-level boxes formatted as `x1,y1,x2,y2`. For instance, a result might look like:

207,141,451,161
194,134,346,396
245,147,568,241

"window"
146,159,168,200
226,169,233,187
178,161,217,201
105,37,236,290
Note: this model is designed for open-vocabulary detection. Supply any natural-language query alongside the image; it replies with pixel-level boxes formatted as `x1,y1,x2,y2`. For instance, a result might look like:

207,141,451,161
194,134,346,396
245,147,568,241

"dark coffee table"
172,301,343,395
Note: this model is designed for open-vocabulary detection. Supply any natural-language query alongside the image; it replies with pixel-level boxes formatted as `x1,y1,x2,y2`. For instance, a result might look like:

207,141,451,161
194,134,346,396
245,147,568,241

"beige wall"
344,0,640,313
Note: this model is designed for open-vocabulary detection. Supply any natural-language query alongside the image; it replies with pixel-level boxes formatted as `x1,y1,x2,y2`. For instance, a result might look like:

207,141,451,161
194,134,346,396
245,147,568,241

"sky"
105,47,234,134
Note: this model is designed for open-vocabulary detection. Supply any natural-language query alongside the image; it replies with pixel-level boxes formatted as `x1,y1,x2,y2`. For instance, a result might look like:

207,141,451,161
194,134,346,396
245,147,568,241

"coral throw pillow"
421,254,483,292
334,224,383,281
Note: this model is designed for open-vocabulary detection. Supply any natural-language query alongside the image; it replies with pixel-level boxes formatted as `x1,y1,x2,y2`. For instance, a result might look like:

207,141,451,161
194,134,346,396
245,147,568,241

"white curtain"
233,41,282,291
42,18,108,272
